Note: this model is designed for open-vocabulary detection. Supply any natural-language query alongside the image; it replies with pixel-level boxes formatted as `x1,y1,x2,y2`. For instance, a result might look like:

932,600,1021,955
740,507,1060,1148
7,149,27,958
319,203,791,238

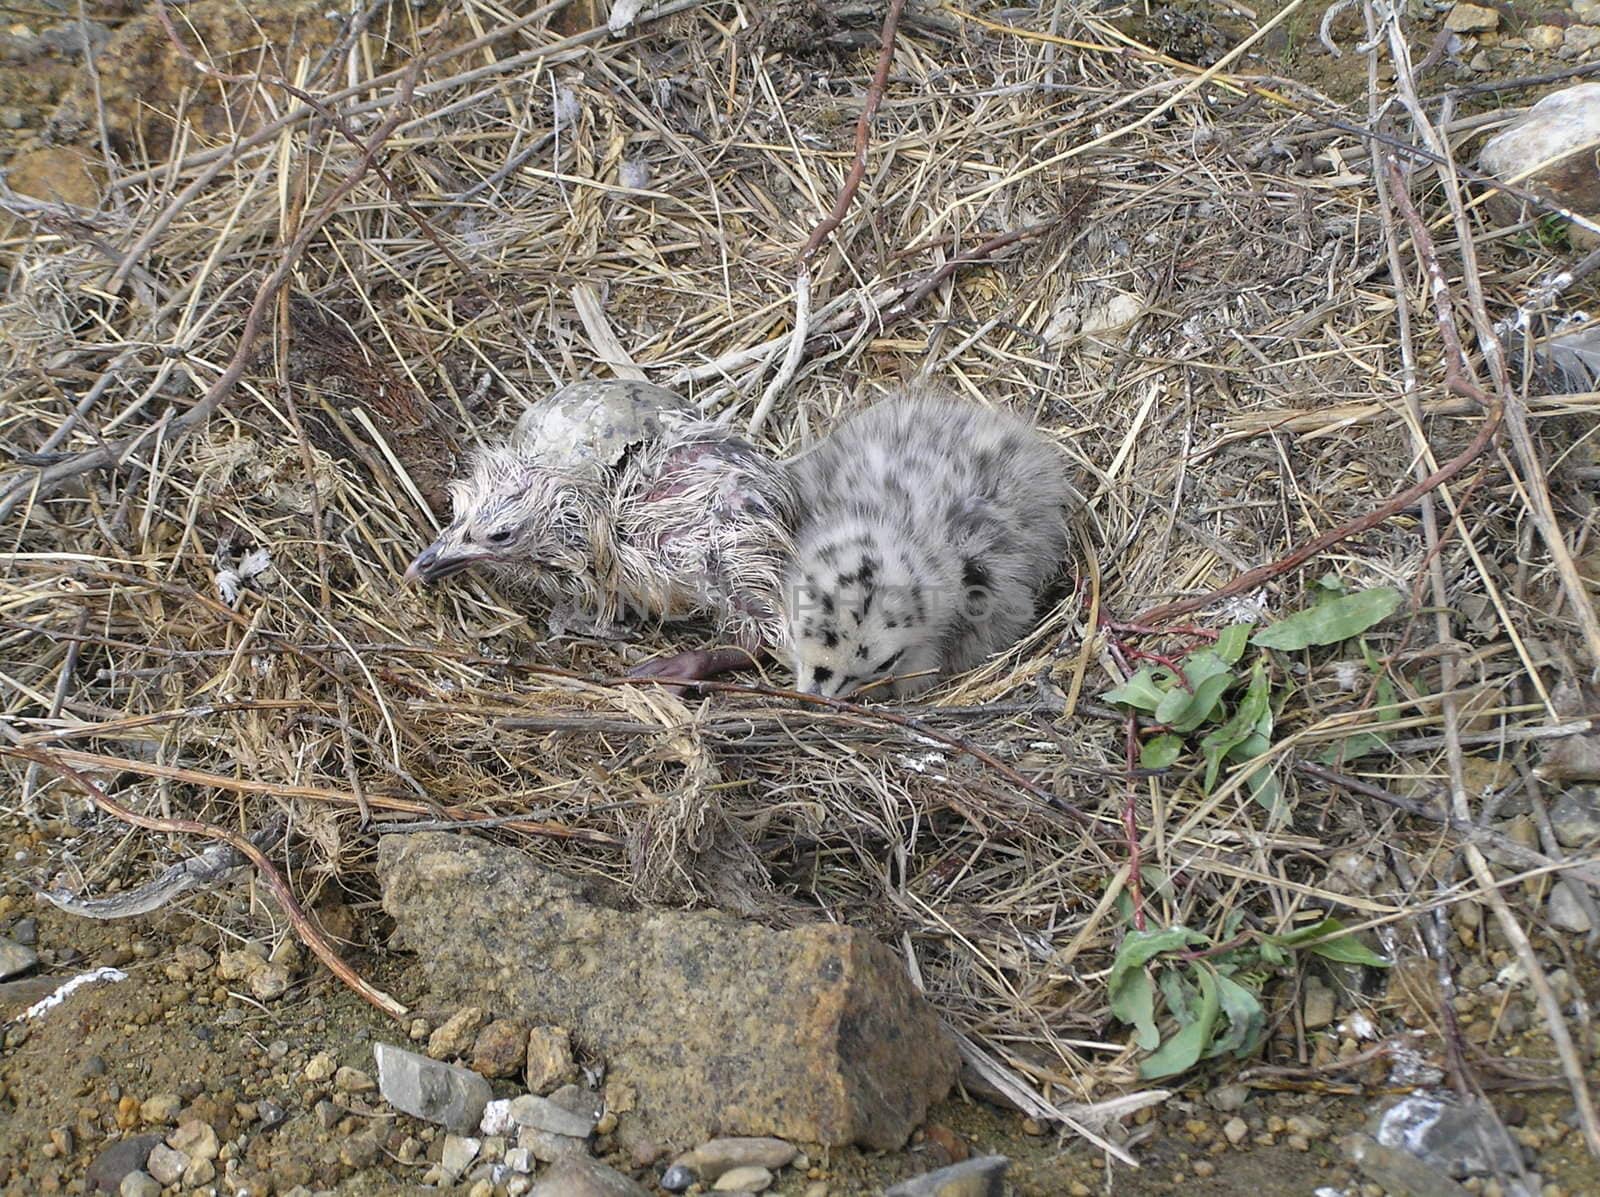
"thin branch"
798,0,907,263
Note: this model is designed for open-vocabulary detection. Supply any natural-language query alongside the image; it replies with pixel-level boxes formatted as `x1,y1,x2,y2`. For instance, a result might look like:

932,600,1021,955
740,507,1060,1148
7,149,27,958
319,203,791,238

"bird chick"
784,391,1075,699
406,381,796,676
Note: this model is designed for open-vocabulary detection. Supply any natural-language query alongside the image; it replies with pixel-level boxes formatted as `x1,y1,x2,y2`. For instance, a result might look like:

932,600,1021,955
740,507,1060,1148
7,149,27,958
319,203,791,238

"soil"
2,816,1597,1195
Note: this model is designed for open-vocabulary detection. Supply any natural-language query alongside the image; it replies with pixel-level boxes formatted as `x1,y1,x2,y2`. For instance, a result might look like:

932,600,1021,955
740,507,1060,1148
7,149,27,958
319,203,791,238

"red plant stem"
798,0,908,262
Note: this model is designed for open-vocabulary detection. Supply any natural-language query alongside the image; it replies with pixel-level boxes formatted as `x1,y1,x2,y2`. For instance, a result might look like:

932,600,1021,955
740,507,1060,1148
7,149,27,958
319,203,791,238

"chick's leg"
626,645,762,691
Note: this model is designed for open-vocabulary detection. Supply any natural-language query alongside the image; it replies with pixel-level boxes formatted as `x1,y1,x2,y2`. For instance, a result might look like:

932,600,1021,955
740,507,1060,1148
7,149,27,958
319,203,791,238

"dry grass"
3,0,1598,1142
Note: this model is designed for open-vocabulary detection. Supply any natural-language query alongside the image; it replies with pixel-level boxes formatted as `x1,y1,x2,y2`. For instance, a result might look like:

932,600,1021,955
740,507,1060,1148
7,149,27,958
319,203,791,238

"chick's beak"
404,538,485,585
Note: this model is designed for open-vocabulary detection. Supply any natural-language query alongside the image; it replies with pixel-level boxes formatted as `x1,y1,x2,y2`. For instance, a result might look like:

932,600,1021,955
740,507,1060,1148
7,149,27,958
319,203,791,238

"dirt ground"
3,815,1598,1195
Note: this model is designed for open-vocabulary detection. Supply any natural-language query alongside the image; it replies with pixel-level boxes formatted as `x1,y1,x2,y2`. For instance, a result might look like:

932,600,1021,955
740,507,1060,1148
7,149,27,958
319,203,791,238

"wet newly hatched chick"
405,381,797,677
784,391,1075,699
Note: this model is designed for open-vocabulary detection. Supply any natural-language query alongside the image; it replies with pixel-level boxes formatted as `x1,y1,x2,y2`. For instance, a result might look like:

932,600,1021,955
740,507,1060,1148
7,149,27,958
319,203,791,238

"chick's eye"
486,528,513,545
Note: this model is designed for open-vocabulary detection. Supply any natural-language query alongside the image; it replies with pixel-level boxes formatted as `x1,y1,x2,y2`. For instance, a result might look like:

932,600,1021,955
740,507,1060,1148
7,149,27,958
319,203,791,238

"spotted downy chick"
785,392,1075,699
407,381,796,665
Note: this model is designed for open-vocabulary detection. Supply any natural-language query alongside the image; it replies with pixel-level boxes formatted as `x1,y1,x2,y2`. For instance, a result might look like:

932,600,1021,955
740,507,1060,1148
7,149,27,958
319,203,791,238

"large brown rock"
377,833,957,1150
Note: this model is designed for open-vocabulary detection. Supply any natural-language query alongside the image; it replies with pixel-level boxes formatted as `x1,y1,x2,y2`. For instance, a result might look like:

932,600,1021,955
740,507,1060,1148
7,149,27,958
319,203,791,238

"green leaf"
1160,966,1197,1025
1168,671,1235,734
1252,587,1402,651
1112,970,1159,1050
1315,731,1391,766
1139,967,1219,1079
1270,917,1390,968
1201,662,1270,792
1140,734,1185,770
1104,667,1168,713
1214,623,1253,664
1208,972,1266,1059
1244,761,1282,815
1315,572,1346,595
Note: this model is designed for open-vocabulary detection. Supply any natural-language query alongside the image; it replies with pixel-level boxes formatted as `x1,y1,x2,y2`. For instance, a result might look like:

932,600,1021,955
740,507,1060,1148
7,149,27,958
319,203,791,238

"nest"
3,0,1597,1136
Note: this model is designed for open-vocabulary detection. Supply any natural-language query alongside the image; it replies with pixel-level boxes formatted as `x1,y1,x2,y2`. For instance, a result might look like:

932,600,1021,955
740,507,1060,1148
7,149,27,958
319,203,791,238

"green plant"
1107,913,1388,1079
1104,578,1405,813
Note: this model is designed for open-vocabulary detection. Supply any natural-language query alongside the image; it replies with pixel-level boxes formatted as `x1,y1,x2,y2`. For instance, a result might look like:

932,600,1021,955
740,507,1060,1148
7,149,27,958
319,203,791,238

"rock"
87,1135,162,1194
923,1123,968,1165
428,1006,490,1060
884,1155,1010,1197
505,1146,534,1172
671,1137,798,1181
340,1133,382,1169
527,1157,652,1197
509,1093,598,1138
1373,1094,1521,1177
1206,1083,1252,1113
715,1165,774,1192
3,147,102,210
379,833,958,1148
1528,24,1565,53
168,1118,219,1162
138,1093,182,1125
217,945,267,981
480,1098,516,1137
661,1164,695,1192
0,937,37,979
182,1156,216,1186
373,1041,493,1133
440,1134,481,1180
1346,1133,1471,1197
334,1065,376,1094
1482,84,1600,219
1564,26,1600,58
1534,737,1600,784
525,1026,578,1093
517,1124,591,1162
118,1172,161,1197
1548,881,1593,932
471,1017,530,1078
1303,977,1336,1029
1444,4,1498,33
145,1143,187,1186
247,962,292,1001
1549,787,1600,847
1224,1117,1248,1145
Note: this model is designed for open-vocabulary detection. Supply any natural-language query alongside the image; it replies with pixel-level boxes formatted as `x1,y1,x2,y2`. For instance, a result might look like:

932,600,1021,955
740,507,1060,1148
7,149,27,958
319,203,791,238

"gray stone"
517,1123,590,1162
378,833,958,1149
86,1134,162,1193
714,1165,774,1192
0,936,37,980
884,1155,1009,1197
504,1146,534,1172
1549,787,1600,847
373,1040,492,1133
440,1134,481,1181
1372,1094,1521,1178
1206,1083,1252,1113
1481,84,1600,216
509,1093,597,1138
661,1164,695,1192
670,1137,798,1181
1548,881,1593,932
144,1143,187,1186
1345,1133,1471,1197
527,1157,651,1197
118,1172,161,1197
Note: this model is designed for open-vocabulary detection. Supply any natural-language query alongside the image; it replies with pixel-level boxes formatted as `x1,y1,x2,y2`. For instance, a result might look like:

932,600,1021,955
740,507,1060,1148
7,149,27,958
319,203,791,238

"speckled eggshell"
512,380,695,468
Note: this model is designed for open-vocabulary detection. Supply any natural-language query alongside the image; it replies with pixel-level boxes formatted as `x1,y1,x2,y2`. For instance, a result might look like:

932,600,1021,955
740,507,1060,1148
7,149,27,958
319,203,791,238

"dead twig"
798,0,907,263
